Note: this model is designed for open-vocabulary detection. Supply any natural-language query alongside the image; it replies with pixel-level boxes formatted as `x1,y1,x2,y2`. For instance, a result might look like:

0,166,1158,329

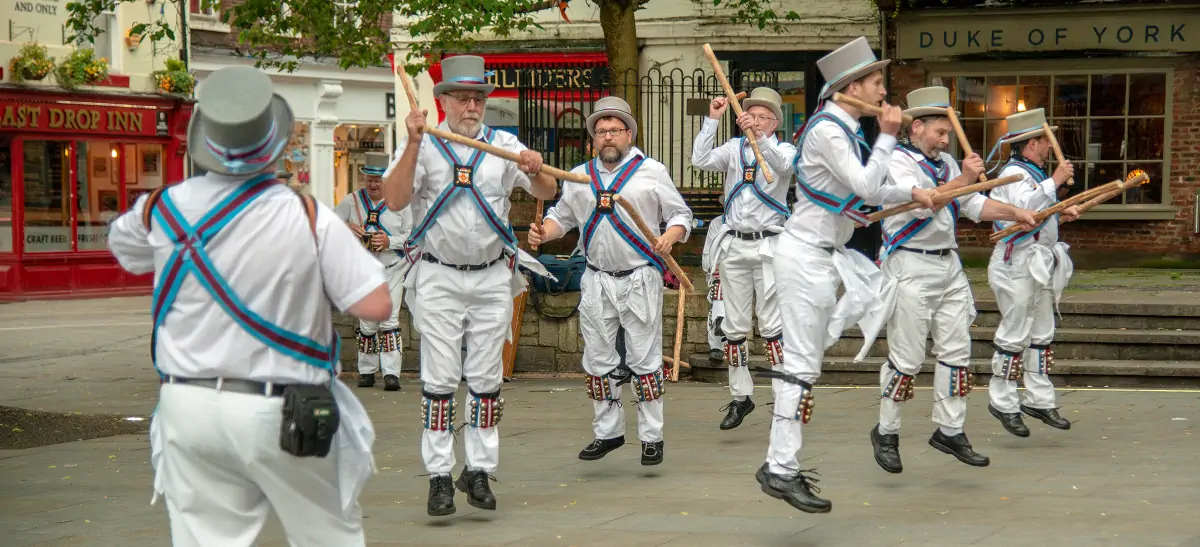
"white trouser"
876,250,976,434
409,260,512,476
357,263,405,377
154,383,365,547
988,245,1058,413
765,235,838,477
706,276,725,352
719,237,783,399
579,266,665,443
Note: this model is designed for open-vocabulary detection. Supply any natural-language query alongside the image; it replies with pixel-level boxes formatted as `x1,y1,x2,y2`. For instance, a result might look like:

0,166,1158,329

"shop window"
334,123,388,204
932,71,1170,206
1,135,12,253
21,140,73,253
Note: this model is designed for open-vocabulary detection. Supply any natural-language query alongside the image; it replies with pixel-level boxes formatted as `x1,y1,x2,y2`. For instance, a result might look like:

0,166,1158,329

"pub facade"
880,0,1200,259
1,1,193,300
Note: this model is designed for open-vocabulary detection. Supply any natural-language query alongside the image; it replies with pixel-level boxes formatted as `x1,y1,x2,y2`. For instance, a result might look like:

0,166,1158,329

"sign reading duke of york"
898,8,1200,58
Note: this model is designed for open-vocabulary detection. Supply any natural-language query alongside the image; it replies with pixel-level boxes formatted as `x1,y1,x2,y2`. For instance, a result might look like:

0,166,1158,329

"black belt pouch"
280,384,341,458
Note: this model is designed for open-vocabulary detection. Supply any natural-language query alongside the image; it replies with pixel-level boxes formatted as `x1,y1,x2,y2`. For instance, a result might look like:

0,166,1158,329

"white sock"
734,395,748,402
877,423,899,435
939,426,963,437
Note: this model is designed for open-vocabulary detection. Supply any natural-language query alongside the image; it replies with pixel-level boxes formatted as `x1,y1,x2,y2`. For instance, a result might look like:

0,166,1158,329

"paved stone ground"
2,277,1200,547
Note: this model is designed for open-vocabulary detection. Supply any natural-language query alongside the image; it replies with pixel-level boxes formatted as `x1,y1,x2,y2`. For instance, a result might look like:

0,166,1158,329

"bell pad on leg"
708,276,722,301
421,391,456,431
795,384,815,424
765,334,784,366
357,328,379,354
940,361,975,397
724,338,749,368
993,344,1024,381
1029,344,1054,374
586,374,616,401
883,361,915,402
378,329,401,353
468,389,504,428
634,367,667,402
750,366,815,424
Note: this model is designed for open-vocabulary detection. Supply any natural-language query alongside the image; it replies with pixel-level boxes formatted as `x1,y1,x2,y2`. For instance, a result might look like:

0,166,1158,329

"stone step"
970,300,1200,331
687,352,1200,388
825,327,1200,361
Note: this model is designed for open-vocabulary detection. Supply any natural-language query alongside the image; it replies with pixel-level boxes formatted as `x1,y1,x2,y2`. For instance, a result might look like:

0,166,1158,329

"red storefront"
0,88,193,301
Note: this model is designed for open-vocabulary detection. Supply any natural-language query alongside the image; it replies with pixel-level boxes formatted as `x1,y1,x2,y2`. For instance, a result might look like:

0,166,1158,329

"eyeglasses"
444,93,487,106
749,114,777,123
594,128,629,138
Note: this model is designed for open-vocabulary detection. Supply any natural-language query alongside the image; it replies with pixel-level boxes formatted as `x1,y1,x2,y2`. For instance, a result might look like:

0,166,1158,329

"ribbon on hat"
818,59,878,99
447,70,496,85
204,117,286,175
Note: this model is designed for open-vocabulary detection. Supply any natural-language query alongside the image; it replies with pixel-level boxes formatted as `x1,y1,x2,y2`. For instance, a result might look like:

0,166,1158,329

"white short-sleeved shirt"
334,190,412,268
108,173,386,385
881,145,987,251
989,157,1060,248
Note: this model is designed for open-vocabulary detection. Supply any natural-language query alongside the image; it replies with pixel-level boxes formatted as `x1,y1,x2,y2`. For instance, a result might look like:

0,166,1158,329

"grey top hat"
188,66,293,177
742,87,784,125
997,108,1057,146
586,96,638,140
359,152,390,176
433,55,496,97
903,86,956,119
817,37,890,100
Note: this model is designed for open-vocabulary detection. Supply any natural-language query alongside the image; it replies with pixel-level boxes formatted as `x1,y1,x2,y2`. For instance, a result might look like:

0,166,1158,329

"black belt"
164,375,298,397
898,246,953,257
587,263,644,278
727,229,780,241
422,252,506,271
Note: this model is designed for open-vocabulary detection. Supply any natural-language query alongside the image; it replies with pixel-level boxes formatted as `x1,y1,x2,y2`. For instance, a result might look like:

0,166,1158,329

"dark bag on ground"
531,253,586,294
280,384,341,458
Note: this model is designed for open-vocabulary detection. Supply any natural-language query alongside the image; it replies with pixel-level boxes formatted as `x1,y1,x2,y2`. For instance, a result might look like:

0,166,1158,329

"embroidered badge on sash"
742,166,756,183
596,190,614,213
454,165,473,188
366,211,379,225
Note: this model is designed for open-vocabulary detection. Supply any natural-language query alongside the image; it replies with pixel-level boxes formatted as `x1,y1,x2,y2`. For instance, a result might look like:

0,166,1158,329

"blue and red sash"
877,153,961,263
725,137,790,218
791,109,872,224
993,159,1054,260
579,155,665,274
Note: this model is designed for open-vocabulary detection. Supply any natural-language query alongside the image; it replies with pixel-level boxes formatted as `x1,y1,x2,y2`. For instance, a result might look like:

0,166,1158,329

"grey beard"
599,146,625,164
449,118,481,137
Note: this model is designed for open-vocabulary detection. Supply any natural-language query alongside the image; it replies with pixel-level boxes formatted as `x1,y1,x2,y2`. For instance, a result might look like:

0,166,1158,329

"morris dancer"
757,37,936,513
383,55,558,517
691,88,796,430
108,66,389,545
983,108,1080,438
857,86,1039,474
528,96,693,467
336,151,412,391
702,202,727,365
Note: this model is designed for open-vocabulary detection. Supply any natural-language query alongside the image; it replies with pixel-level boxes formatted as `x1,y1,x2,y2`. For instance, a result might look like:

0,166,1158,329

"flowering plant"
152,59,195,95
54,49,109,89
9,42,55,83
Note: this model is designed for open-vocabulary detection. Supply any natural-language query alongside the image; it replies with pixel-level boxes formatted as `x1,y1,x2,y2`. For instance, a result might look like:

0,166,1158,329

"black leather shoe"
357,373,375,388
455,469,497,510
427,475,455,516
719,398,755,430
929,429,990,467
708,349,724,364
383,375,401,391
1021,405,1071,430
870,425,902,474
641,441,664,465
989,404,1030,437
578,436,625,460
756,463,832,514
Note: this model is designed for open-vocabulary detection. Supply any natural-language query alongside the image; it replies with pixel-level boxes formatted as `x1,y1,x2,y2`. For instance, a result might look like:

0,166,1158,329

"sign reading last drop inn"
0,100,158,135
897,7,1200,58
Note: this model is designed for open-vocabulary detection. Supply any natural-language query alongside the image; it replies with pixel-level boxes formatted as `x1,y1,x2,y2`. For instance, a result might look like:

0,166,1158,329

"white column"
309,79,344,207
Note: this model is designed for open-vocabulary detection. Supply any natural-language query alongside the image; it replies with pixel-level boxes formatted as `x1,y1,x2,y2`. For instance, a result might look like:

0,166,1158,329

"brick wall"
887,55,1200,256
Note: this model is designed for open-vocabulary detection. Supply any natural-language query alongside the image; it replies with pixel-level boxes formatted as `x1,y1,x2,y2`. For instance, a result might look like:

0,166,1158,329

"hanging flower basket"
152,59,195,96
54,49,110,90
9,42,55,83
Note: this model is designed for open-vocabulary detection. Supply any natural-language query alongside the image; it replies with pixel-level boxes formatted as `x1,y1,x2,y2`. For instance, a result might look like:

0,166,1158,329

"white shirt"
334,190,412,268
783,102,911,248
988,157,1060,248
546,147,693,272
690,118,796,233
882,145,987,251
386,123,532,265
107,173,386,385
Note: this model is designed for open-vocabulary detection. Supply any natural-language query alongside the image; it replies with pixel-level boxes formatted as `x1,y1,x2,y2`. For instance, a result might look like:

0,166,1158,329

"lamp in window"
111,148,119,158
1017,99,1027,112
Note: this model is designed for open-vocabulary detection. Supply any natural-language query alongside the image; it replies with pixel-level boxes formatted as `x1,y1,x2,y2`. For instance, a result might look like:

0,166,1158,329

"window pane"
1125,162,1163,204
1090,74,1127,116
77,141,114,251
1129,74,1166,116
0,135,12,252
1087,163,1126,200
1126,118,1164,160
987,76,1018,119
1053,76,1088,117
1055,119,1087,160
956,76,986,118
124,143,159,213
22,140,72,253
987,119,1009,158
1017,75,1050,112
1089,119,1125,160
958,119,985,161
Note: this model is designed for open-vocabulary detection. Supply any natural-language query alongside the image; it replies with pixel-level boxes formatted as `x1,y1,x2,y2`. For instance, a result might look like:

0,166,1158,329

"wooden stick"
1042,122,1074,187
611,195,694,291
532,198,545,251
990,173,1149,241
832,92,914,124
1077,187,1125,213
671,289,686,382
946,107,987,183
662,355,691,370
701,43,774,184
732,91,747,100
865,174,1023,223
394,59,590,185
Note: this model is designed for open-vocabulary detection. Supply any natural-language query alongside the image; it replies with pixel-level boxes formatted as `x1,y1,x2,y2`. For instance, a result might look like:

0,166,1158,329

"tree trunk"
598,0,641,148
